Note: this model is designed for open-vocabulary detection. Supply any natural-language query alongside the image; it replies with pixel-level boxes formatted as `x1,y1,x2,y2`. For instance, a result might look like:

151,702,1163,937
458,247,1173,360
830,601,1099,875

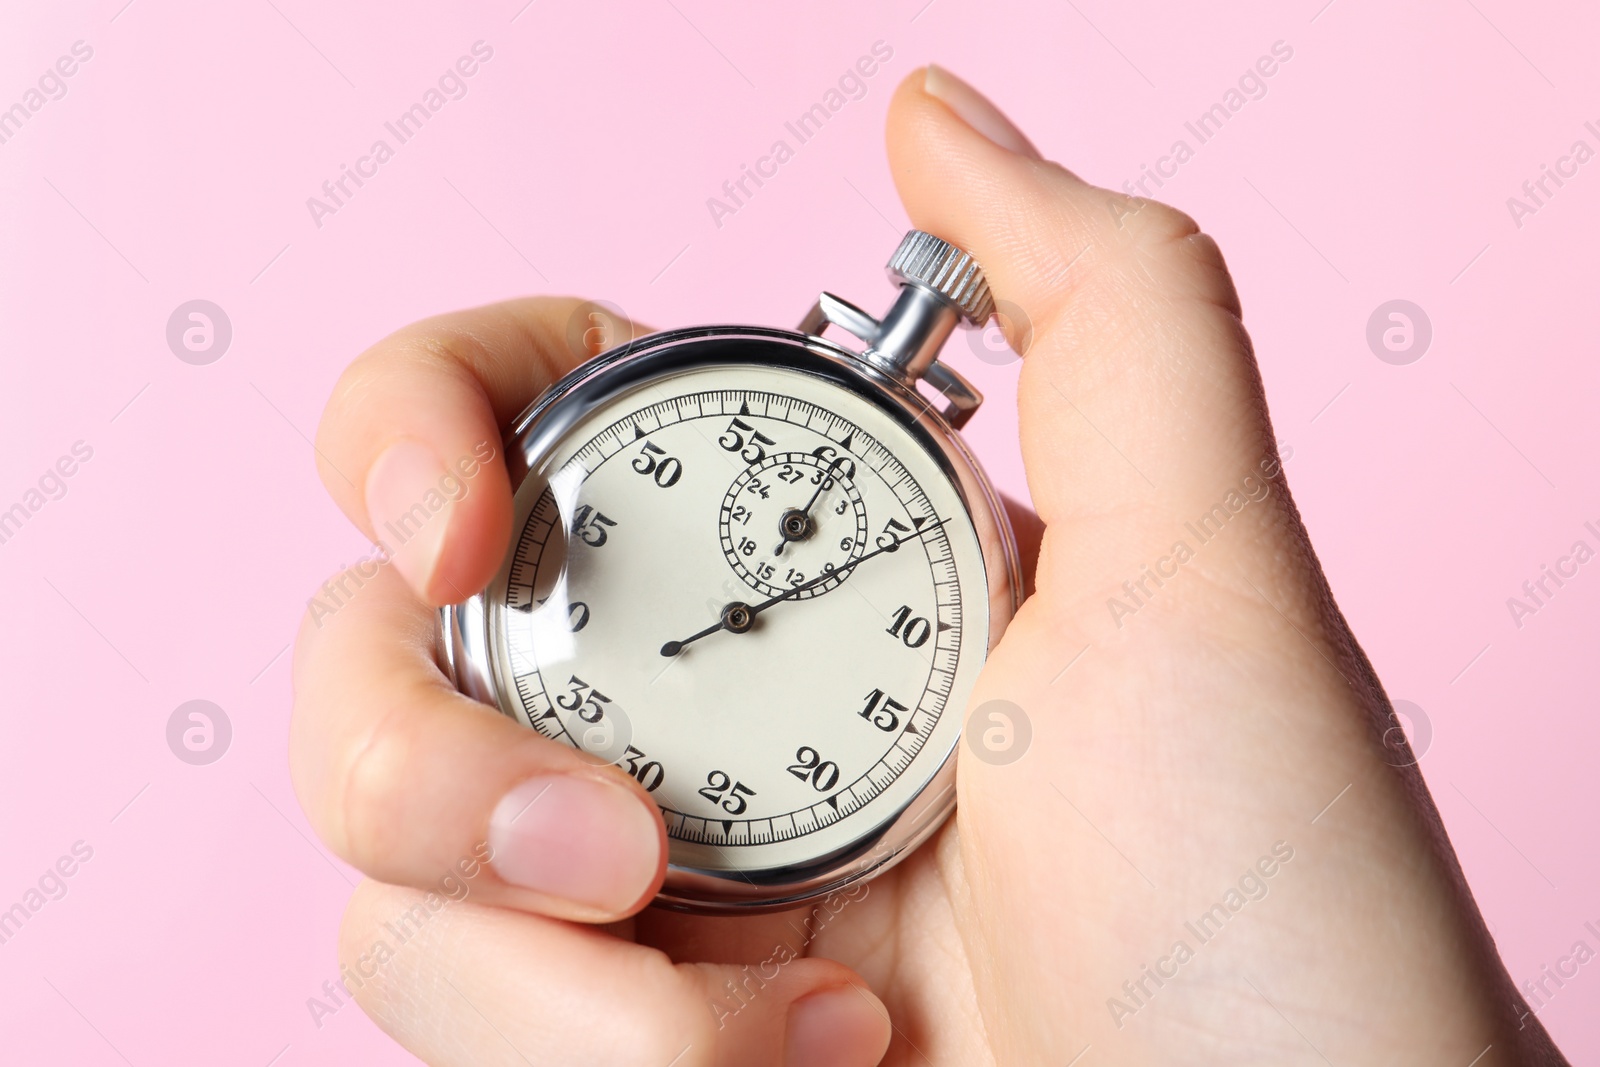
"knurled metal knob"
885,231,994,325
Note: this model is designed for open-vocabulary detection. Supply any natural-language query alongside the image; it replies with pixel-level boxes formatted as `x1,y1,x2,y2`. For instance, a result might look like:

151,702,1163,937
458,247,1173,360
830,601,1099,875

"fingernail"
785,986,890,1067
366,439,453,597
489,775,661,914
924,64,1041,159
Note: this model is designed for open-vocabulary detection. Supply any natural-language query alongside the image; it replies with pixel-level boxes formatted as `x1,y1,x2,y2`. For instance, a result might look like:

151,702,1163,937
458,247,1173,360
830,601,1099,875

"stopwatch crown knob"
885,231,994,326
796,230,991,424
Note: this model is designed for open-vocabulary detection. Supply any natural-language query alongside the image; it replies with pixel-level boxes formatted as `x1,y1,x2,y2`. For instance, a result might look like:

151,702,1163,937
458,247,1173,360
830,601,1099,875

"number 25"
698,770,756,815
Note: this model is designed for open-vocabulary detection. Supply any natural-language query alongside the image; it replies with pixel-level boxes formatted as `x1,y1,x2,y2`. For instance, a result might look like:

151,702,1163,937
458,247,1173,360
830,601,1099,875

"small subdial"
719,450,868,599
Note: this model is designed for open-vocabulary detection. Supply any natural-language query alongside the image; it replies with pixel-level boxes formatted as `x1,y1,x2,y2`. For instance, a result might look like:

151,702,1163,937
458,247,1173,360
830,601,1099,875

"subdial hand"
772,474,833,557
662,516,951,656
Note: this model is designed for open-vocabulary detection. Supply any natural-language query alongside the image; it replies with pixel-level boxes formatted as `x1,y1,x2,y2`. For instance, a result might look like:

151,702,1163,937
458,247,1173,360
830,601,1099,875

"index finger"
313,296,643,605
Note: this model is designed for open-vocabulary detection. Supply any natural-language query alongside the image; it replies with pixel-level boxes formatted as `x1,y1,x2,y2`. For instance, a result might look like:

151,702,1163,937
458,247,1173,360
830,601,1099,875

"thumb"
887,67,1294,600
681,957,893,1067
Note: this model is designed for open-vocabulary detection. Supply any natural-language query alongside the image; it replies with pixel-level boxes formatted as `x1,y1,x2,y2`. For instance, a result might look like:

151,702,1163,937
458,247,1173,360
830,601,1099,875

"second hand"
661,516,951,656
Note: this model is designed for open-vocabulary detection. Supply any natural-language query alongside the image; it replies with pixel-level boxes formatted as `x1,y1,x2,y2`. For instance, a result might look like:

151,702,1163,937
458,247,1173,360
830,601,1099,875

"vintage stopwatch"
441,231,1020,912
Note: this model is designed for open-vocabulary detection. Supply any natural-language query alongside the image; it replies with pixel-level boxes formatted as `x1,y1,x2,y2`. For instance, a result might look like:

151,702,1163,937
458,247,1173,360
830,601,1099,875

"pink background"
2,0,1596,1062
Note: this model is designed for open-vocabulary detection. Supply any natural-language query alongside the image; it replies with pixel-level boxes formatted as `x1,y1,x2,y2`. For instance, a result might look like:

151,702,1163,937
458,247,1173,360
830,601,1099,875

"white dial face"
487,361,990,874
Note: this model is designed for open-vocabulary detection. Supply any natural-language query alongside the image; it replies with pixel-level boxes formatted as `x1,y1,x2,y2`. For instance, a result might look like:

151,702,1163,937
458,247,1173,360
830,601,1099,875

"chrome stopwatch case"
442,231,1020,912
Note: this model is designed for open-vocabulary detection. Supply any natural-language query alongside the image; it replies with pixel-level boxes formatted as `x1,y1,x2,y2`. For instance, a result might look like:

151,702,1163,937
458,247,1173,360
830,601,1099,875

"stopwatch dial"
490,363,989,876
719,451,868,600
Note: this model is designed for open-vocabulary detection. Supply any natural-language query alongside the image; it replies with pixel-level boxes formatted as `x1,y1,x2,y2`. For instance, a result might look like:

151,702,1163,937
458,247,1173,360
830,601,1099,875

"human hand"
289,66,1567,1065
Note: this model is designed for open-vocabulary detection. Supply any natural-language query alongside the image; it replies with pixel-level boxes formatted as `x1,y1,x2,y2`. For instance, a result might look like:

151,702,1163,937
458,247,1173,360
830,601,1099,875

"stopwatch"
441,231,1020,912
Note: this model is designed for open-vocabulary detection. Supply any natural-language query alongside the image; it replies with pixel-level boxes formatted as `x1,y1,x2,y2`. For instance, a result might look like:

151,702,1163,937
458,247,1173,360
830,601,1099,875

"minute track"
493,375,976,853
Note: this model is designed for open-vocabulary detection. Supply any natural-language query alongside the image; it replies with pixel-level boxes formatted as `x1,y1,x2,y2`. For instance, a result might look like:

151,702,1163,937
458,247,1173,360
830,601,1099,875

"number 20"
786,746,840,791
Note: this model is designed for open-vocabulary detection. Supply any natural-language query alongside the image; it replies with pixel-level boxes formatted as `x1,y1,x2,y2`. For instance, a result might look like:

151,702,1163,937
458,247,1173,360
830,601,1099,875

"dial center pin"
778,509,813,543
721,602,755,633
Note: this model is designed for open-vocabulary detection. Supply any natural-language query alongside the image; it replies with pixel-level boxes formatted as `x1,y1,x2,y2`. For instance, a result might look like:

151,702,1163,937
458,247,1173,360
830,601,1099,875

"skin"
291,68,1570,1065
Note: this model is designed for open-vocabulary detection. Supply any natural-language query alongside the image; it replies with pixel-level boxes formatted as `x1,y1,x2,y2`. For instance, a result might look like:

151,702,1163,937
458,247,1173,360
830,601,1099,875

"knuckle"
1083,194,1243,318
336,703,419,873
291,562,440,875
288,564,388,835
1105,194,1200,250
316,354,391,448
